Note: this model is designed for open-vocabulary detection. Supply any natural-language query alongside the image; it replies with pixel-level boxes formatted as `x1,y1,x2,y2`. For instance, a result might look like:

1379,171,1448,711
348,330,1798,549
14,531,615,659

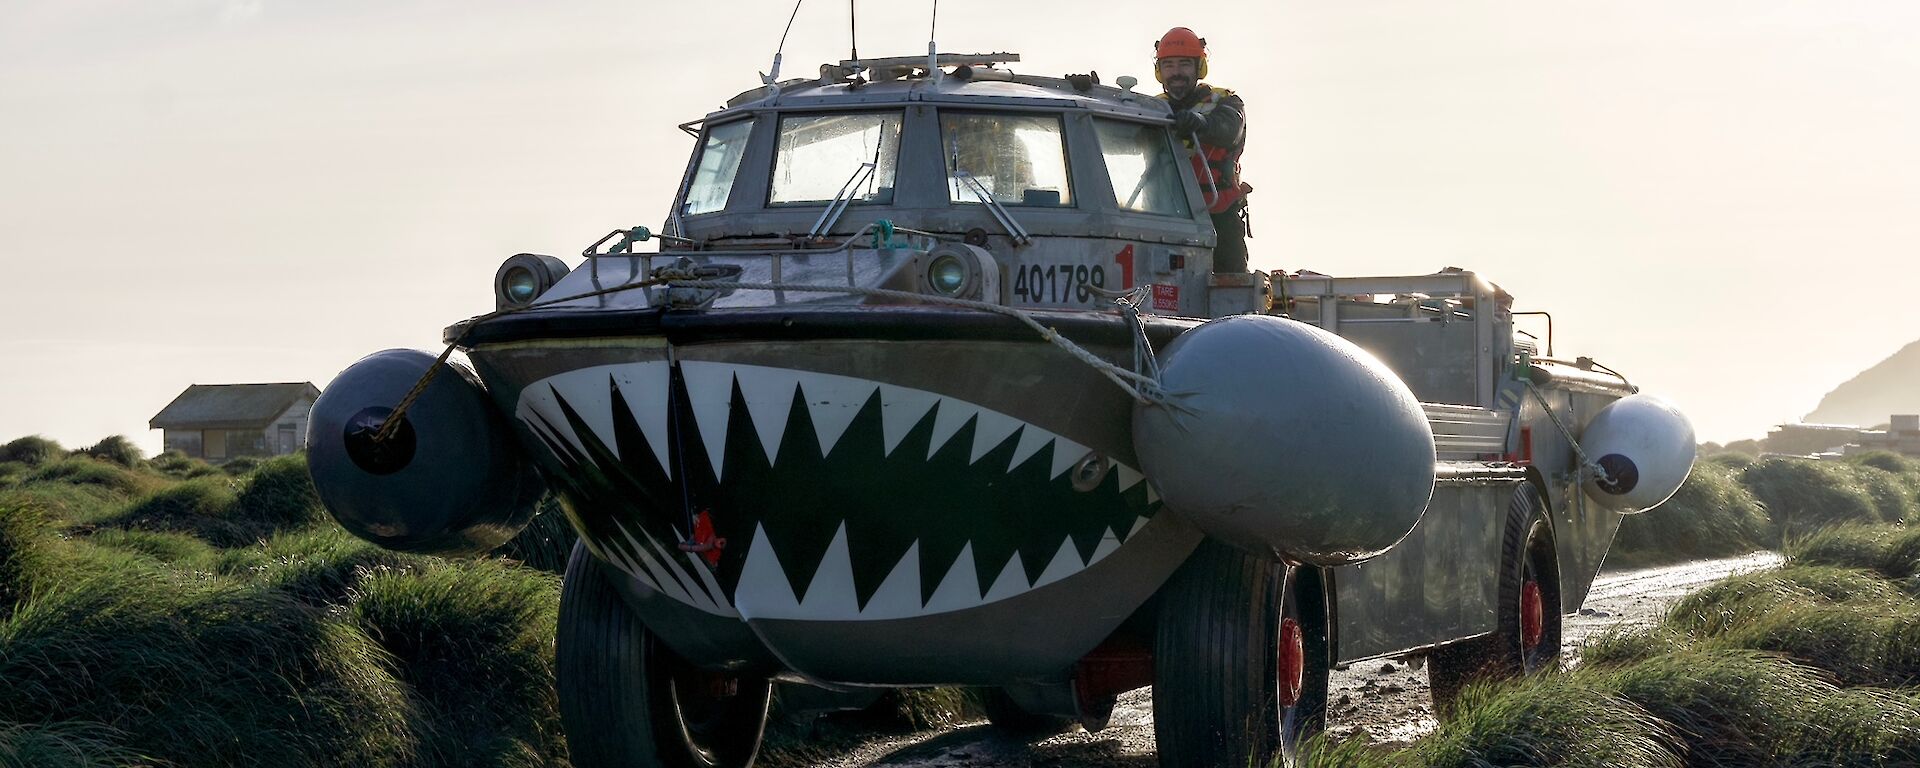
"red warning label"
1151,284,1181,311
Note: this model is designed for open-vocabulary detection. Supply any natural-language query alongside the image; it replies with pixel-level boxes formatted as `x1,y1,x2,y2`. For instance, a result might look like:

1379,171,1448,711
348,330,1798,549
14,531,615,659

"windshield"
942,113,1072,207
770,112,903,205
683,119,753,216
1093,118,1190,217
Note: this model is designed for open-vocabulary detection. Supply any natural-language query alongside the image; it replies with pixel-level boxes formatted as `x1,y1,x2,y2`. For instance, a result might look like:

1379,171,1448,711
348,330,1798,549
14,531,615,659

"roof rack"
840,52,1020,81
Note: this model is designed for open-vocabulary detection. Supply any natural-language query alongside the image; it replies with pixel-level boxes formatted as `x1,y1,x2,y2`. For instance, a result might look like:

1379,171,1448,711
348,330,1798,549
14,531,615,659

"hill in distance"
1805,338,1920,427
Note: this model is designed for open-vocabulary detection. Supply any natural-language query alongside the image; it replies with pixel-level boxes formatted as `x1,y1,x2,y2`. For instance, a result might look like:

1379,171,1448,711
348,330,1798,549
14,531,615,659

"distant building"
149,383,321,460
1766,422,1869,456
1848,414,1920,458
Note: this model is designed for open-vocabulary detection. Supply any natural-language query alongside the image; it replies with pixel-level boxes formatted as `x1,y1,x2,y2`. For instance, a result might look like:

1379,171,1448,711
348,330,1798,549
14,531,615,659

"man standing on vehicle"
1155,27,1252,273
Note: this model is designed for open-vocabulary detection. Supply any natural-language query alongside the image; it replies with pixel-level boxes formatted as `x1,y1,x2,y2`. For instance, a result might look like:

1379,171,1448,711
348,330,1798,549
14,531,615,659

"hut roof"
149,382,321,430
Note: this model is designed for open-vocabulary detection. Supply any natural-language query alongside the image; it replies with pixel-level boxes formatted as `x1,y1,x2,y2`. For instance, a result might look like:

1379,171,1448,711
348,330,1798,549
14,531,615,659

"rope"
371,275,673,444
1523,380,1610,485
374,271,1172,444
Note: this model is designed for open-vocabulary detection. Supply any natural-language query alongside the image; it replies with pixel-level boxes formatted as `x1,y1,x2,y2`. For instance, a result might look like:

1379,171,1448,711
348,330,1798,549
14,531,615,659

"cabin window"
769,112,903,205
1092,118,1190,217
941,113,1073,207
683,119,754,216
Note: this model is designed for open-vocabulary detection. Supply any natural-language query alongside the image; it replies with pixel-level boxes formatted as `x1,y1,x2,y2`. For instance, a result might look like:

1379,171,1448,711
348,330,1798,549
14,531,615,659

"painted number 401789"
1011,246,1137,306
1013,263,1109,304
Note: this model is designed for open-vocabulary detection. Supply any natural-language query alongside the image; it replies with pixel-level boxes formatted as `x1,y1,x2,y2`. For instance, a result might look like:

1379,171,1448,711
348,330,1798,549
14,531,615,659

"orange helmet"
1153,27,1208,81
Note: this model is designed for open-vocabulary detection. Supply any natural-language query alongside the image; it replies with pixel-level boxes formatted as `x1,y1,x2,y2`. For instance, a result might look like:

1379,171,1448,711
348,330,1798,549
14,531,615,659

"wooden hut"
149,383,321,460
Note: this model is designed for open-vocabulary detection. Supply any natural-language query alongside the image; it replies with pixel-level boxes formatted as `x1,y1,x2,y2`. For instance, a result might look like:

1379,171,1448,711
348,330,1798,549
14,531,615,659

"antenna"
926,0,941,84
760,0,806,100
850,0,859,63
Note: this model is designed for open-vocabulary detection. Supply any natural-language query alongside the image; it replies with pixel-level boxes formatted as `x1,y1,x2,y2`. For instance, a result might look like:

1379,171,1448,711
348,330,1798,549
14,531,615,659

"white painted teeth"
516,362,674,477
878,385,940,456
517,361,1162,621
597,519,737,618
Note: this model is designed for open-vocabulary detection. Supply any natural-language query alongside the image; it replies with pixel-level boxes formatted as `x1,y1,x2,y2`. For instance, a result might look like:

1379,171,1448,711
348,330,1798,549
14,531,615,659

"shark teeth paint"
516,362,1159,621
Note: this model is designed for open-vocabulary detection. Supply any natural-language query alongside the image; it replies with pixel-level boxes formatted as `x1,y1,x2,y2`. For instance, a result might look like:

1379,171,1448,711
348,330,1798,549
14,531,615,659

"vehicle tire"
1152,539,1331,768
1428,483,1562,718
981,688,1078,738
557,541,772,768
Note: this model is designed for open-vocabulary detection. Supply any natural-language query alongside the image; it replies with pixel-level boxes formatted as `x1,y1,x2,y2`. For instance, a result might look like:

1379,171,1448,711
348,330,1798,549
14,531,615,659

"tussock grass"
214,526,427,605
1743,457,1886,536
1855,465,1918,524
0,505,59,616
151,449,220,479
352,560,565,767
1715,602,1898,686
0,482,129,528
1416,673,1680,768
1789,524,1920,582
23,458,153,498
1296,733,1413,768
232,454,325,529
1802,686,1920,765
78,436,142,468
1848,450,1918,476
0,462,27,488
1581,626,1688,667
99,477,253,545
1598,650,1833,767
84,528,219,567
1705,452,1756,471
0,568,419,767
0,720,145,768
1789,524,1902,571
219,455,263,475
1612,461,1771,568
1664,565,1906,636
0,435,572,767
0,436,63,467
99,461,325,548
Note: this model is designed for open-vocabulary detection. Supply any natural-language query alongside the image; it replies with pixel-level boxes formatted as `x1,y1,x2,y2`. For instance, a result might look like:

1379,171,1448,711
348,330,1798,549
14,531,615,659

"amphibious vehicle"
307,51,1696,767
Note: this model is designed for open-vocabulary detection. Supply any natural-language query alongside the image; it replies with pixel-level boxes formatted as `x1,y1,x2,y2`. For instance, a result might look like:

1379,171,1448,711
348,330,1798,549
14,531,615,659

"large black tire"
1428,483,1563,717
981,688,1078,738
1152,540,1331,768
557,542,772,768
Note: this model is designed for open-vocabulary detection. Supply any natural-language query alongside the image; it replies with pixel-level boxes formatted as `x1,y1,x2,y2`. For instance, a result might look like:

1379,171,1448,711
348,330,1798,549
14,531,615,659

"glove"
1173,109,1208,135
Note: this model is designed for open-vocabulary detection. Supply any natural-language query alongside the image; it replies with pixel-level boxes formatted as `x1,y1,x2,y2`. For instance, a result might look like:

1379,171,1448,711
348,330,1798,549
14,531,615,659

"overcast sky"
4,0,1918,453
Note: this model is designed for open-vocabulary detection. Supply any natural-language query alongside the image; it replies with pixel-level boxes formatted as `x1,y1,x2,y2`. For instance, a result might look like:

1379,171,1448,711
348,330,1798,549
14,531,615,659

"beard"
1164,75,1194,97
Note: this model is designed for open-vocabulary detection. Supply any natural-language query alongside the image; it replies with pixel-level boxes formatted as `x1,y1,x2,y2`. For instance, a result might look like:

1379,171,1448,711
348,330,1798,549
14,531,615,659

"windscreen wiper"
952,170,1032,245
808,162,877,240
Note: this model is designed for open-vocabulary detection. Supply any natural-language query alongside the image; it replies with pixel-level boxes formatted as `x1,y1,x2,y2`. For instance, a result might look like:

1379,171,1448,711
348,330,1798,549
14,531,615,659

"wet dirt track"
781,551,1783,767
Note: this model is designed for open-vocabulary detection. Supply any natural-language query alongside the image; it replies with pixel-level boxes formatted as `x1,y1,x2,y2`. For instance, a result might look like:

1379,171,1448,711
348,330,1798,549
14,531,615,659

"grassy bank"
1611,451,1920,568
0,436,570,767
1304,522,1920,767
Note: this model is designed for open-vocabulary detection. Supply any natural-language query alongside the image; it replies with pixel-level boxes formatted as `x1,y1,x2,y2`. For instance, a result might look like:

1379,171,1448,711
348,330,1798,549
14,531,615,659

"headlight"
917,243,1000,302
494,253,571,310
928,254,969,296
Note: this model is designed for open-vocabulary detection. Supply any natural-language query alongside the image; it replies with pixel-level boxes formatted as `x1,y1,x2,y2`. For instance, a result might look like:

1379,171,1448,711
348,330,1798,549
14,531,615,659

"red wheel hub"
1520,579,1544,650
1277,617,1304,707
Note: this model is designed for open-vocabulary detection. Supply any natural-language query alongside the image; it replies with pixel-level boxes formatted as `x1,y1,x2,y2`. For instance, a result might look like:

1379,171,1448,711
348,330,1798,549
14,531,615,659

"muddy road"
775,551,1782,768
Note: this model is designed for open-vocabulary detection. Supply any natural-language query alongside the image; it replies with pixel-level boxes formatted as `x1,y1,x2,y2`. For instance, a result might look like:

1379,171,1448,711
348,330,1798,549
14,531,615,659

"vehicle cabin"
652,53,1263,318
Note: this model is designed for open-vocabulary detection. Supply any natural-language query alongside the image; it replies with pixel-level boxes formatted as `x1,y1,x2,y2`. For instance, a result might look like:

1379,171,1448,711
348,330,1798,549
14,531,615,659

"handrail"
573,220,943,301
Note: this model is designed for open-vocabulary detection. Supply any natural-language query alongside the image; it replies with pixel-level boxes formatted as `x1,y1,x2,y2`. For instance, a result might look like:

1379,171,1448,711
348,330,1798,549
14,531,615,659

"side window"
1092,118,1191,217
683,120,754,216
770,112,904,205
941,113,1073,207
